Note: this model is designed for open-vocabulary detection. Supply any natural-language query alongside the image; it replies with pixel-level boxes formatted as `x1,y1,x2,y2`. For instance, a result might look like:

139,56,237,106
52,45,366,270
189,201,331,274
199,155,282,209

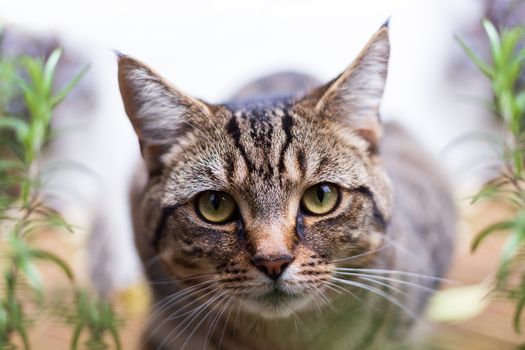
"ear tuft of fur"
310,26,390,154
117,55,210,173
112,49,125,59
381,17,391,29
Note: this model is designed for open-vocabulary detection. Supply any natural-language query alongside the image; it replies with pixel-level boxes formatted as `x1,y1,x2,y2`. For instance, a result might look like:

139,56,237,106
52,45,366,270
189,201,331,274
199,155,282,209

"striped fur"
118,26,455,349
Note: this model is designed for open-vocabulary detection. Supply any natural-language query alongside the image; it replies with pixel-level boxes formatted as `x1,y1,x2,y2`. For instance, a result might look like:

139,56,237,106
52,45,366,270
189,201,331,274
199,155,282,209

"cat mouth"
241,283,313,318
258,285,298,304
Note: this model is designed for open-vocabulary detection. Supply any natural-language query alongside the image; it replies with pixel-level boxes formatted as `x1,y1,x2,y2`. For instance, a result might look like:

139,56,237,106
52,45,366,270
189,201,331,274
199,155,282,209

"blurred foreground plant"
0,48,122,349
458,19,525,333
66,291,122,350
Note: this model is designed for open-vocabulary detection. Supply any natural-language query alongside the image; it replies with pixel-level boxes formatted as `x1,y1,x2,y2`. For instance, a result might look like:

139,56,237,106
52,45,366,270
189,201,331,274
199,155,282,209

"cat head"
118,26,392,318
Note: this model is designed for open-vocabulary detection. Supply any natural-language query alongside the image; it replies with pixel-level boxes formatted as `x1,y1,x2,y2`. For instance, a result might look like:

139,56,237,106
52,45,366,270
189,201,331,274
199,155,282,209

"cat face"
119,27,391,318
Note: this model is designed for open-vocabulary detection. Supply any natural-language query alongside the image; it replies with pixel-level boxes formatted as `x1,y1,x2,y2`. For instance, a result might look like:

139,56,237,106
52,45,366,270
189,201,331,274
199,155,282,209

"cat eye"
196,191,237,224
301,183,339,215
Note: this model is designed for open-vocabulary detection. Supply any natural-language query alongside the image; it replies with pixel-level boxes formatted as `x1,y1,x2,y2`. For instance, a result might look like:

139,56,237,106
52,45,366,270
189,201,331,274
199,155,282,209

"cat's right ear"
298,26,390,155
117,54,212,174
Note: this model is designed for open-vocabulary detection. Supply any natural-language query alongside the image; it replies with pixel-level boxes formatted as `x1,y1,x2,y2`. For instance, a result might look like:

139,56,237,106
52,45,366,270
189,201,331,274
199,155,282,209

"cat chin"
239,293,314,319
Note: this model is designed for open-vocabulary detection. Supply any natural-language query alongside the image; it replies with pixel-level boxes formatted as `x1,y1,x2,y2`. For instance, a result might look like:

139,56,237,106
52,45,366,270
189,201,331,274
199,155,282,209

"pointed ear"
306,26,390,154
117,54,212,174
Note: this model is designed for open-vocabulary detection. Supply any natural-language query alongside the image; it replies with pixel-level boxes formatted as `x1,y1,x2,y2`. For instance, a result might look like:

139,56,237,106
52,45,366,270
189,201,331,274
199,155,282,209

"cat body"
119,26,455,349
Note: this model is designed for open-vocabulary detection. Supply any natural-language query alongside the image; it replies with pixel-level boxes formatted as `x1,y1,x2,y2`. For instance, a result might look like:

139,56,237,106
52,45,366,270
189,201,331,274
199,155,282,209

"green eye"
301,183,339,215
196,191,237,223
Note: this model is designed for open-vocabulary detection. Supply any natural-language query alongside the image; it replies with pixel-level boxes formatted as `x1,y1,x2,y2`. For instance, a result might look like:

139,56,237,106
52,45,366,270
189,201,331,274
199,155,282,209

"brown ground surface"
13,198,525,349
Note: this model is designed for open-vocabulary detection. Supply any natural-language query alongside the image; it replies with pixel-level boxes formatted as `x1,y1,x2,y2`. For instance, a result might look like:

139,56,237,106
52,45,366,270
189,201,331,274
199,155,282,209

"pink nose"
252,255,293,280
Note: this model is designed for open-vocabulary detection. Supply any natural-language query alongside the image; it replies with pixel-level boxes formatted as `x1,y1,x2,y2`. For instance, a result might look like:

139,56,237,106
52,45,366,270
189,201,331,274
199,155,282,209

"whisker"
203,292,237,350
180,292,230,350
322,283,343,295
311,284,335,311
144,254,162,269
168,288,222,320
149,281,216,323
289,308,305,330
159,297,213,349
305,288,327,324
231,298,243,343
202,300,226,350
253,313,262,333
142,281,216,348
218,293,238,350
335,271,438,293
350,276,409,297
331,277,417,319
323,280,362,303
334,268,453,283
161,290,227,349
330,242,393,263
382,235,421,264
149,272,216,285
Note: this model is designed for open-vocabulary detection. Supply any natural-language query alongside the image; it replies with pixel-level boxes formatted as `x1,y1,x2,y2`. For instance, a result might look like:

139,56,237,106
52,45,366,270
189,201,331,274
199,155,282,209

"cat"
117,24,455,350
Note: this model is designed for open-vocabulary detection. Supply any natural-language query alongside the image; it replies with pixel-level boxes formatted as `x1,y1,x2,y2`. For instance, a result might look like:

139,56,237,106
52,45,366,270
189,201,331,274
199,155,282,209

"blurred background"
0,0,524,348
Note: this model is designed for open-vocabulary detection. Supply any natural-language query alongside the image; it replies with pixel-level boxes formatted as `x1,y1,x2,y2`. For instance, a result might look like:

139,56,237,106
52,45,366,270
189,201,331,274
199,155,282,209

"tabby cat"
117,25,455,350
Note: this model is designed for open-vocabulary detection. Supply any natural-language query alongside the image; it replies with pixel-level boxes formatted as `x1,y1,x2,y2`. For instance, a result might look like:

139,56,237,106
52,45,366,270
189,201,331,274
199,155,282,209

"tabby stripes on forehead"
225,104,297,181
226,114,256,173
278,111,294,174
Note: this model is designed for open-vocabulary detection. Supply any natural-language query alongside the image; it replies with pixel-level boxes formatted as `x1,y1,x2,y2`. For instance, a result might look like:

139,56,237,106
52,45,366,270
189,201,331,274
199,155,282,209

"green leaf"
43,49,62,97
470,185,500,204
0,160,24,171
483,19,501,64
51,64,89,108
514,294,525,333
34,207,75,234
0,116,29,142
501,225,525,266
0,303,7,331
29,249,74,281
17,326,31,350
19,258,43,296
456,35,494,77
109,325,122,350
20,57,43,92
500,89,515,124
514,149,524,177
498,231,524,280
516,90,525,115
471,220,515,251
501,27,524,67
70,324,83,350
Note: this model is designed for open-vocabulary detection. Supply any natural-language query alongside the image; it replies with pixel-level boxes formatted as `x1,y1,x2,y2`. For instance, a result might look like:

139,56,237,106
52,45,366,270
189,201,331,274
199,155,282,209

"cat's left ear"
303,26,390,154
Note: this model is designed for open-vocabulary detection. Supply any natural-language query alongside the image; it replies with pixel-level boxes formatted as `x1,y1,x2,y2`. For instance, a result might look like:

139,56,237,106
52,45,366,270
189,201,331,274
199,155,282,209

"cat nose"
251,255,293,280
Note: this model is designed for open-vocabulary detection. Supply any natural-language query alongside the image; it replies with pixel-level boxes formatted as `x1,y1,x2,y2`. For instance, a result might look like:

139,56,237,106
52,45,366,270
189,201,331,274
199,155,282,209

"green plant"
0,48,122,350
0,48,82,349
458,19,525,333
66,291,122,350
